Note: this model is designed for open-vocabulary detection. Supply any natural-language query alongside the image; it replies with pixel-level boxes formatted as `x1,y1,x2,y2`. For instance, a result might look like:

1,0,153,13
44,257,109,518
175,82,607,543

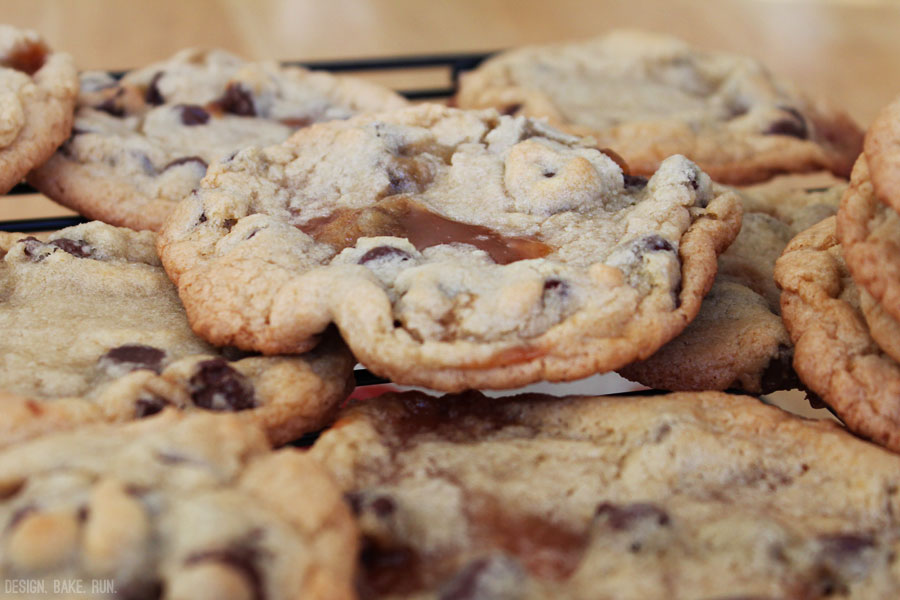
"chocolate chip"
804,187,831,193
687,169,700,190
623,174,648,189
185,540,264,600
223,218,237,231
145,72,165,105
216,82,256,117
765,107,808,139
542,278,570,305
758,345,801,395
135,395,169,418
6,505,37,531
163,156,208,171
359,537,421,596
818,533,875,560
280,116,312,128
636,235,675,255
542,170,556,178
101,345,166,374
178,104,210,126
371,496,396,517
500,103,522,116
359,246,413,265
438,555,524,600
219,346,262,361
21,237,94,260
344,492,364,515
198,212,208,224
189,359,255,411
594,502,670,530
77,506,90,522
96,89,126,117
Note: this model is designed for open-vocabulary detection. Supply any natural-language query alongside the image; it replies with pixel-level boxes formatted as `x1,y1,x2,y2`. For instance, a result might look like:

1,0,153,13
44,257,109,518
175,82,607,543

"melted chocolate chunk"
438,555,524,600
636,234,675,255
359,246,413,265
594,502,670,530
3,41,48,75
765,107,808,139
145,72,165,105
21,237,94,260
185,544,264,600
623,174,648,189
101,345,166,374
223,218,237,231
216,82,256,116
179,104,210,126
359,536,422,596
500,103,522,116
135,395,169,418
297,197,551,265
758,345,801,395
164,156,207,171
189,359,255,411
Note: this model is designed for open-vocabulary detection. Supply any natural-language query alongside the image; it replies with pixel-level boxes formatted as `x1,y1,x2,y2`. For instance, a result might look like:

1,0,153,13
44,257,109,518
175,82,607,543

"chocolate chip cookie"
158,104,741,391
620,177,844,393
311,390,900,599
0,25,77,194
837,155,900,325
0,221,355,447
863,95,900,215
0,411,357,599
28,48,408,231
776,215,900,451
457,30,863,184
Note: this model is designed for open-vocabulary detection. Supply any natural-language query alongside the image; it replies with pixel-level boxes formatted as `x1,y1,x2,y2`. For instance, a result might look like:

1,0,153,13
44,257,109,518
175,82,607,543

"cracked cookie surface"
0,221,354,447
457,30,862,184
0,411,357,600
158,104,741,391
311,390,900,599
0,25,77,194
28,48,407,231
620,175,844,393
776,215,900,451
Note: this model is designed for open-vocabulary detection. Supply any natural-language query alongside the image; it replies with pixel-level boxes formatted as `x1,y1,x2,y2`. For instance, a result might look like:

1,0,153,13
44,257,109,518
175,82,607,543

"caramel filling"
297,196,551,264
4,41,48,76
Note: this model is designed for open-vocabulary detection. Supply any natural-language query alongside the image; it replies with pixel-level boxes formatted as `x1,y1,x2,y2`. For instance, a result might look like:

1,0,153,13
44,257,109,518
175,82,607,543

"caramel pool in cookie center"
297,196,552,264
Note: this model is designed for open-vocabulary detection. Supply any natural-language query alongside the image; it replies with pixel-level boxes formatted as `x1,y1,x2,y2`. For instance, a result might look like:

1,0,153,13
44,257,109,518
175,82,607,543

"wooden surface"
4,0,900,221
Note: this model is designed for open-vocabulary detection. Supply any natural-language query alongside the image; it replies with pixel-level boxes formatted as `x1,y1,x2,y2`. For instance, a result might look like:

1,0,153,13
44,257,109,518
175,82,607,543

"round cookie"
457,30,862,185
0,411,357,600
0,221,355,447
620,179,844,393
311,390,900,599
158,104,741,392
775,216,900,451
837,155,900,324
0,25,77,194
863,95,900,214
28,48,408,231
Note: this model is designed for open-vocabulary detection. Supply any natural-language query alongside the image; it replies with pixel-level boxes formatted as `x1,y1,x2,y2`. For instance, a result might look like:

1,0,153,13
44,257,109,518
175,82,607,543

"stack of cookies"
5,24,900,599
776,96,900,454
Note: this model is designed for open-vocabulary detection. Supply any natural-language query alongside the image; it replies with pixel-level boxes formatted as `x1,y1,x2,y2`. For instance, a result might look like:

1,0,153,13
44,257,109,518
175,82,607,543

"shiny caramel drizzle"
296,196,551,264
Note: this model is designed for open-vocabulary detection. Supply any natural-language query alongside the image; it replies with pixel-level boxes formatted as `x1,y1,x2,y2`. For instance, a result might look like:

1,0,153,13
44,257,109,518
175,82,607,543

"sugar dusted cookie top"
0,24,77,193
159,104,741,391
28,47,408,230
457,30,862,184
0,412,357,600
